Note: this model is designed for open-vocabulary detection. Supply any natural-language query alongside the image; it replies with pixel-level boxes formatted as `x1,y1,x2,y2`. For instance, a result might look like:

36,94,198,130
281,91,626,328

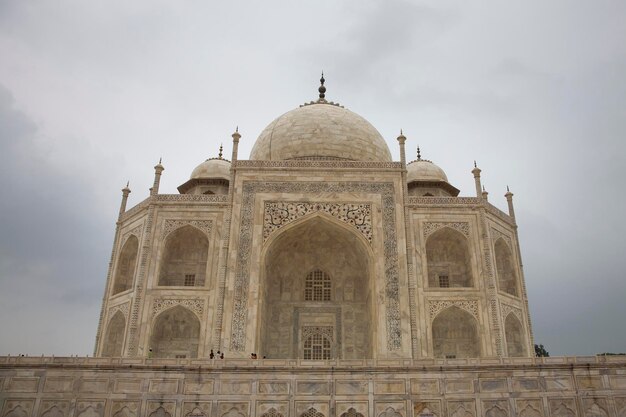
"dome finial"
218,143,223,159
318,71,326,100
474,160,477,168
417,146,422,160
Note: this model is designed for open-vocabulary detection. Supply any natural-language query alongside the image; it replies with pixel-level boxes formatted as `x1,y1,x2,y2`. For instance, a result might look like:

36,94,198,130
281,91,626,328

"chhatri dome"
406,146,460,196
189,148,231,181
249,74,392,162
177,144,231,194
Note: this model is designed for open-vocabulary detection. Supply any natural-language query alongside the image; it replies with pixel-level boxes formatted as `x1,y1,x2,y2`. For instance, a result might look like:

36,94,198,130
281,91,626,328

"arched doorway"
432,306,480,358
504,313,527,357
101,311,126,357
149,306,201,358
158,226,209,287
112,235,138,294
260,215,374,359
426,227,474,288
494,238,518,296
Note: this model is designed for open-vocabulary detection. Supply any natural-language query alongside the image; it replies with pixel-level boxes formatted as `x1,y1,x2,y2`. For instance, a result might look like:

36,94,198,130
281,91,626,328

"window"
184,274,196,286
439,275,450,288
305,269,331,301
445,354,456,359
303,333,331,359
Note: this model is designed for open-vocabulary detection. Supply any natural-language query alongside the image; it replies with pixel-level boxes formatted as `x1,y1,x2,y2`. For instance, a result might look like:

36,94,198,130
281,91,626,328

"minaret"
472,161,483,199
505,186,516,221
151,158,164,196
231,127,241,162
118,182,131,219
397,130,407,166
482,185,489,201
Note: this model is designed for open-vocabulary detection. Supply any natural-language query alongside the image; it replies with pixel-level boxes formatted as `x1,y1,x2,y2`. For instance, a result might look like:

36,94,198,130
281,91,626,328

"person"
148,348,153,358
209,349,214,359
220,352,224,359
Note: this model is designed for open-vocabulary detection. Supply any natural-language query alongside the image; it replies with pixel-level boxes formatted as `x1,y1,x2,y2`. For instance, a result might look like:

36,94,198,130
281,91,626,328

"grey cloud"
0,84,109,355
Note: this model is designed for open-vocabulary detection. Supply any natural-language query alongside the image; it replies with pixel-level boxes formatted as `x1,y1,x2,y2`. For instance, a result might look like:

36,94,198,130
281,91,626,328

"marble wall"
2,356,626,417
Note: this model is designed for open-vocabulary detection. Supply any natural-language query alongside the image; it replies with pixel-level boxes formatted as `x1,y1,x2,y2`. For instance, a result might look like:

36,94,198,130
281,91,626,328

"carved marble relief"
501,303,523,322
163,219,212,238
428,300,479,320
152,298,205,318
108,302,130,321
423,222,470,240
263,202,372,243
121,224,143,244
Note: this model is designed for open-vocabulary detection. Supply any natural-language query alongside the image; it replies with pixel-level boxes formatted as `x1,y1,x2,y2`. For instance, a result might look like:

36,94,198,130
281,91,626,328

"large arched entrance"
259,215,374,359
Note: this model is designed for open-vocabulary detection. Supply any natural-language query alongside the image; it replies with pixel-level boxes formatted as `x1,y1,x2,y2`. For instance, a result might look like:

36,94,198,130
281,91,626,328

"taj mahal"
1,77,625,417
95,74,531,362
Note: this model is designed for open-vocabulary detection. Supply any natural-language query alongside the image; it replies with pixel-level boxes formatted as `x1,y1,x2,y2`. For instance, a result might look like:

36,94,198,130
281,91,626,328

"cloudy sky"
0,1,624,357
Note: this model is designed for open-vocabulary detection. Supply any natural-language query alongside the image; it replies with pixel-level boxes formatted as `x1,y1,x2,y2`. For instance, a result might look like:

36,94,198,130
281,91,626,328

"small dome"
190,158,231,181
249,103,392,162
407,159,449,183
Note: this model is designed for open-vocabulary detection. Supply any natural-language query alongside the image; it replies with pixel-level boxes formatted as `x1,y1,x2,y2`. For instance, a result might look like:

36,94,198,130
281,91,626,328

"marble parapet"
2,356,626,416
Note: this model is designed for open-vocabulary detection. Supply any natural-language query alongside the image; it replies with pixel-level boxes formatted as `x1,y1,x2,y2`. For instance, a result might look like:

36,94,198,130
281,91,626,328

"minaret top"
318,71,326,101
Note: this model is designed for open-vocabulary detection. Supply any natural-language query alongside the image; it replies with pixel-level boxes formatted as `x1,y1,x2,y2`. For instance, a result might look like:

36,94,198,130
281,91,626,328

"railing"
1,355,623,369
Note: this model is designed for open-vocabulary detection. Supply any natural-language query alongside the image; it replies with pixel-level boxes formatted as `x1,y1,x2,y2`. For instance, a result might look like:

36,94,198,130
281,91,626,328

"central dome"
249,102,392,162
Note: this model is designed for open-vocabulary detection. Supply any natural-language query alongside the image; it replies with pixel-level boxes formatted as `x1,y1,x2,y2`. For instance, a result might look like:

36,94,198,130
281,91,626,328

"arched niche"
505,313,527,357
260,215,374,359
113,235,139,294
149,306,200,358
426,227,474,288
494,238,518,296
432,306,480,358
101,311,126,357
158,225,209,287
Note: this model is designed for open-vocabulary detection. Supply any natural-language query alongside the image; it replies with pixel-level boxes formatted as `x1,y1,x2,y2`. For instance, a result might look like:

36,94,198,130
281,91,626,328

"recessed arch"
259,213,375,359
158,225,209,287
101,311,126,357
426,227,474,288
112,235,139,294
432,306,480,358
494,237,518,296
504,313,527,357
149,305,201,358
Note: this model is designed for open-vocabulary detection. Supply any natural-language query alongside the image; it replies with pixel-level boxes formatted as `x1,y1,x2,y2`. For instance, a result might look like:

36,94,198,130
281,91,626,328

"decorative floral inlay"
163,219,212,238
423,222,470,239
501,303,523,322
121,224,143,244
491,228,513,248
152,298,205,318
108,302,130,320
263,202,372,242
428,300,479,320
